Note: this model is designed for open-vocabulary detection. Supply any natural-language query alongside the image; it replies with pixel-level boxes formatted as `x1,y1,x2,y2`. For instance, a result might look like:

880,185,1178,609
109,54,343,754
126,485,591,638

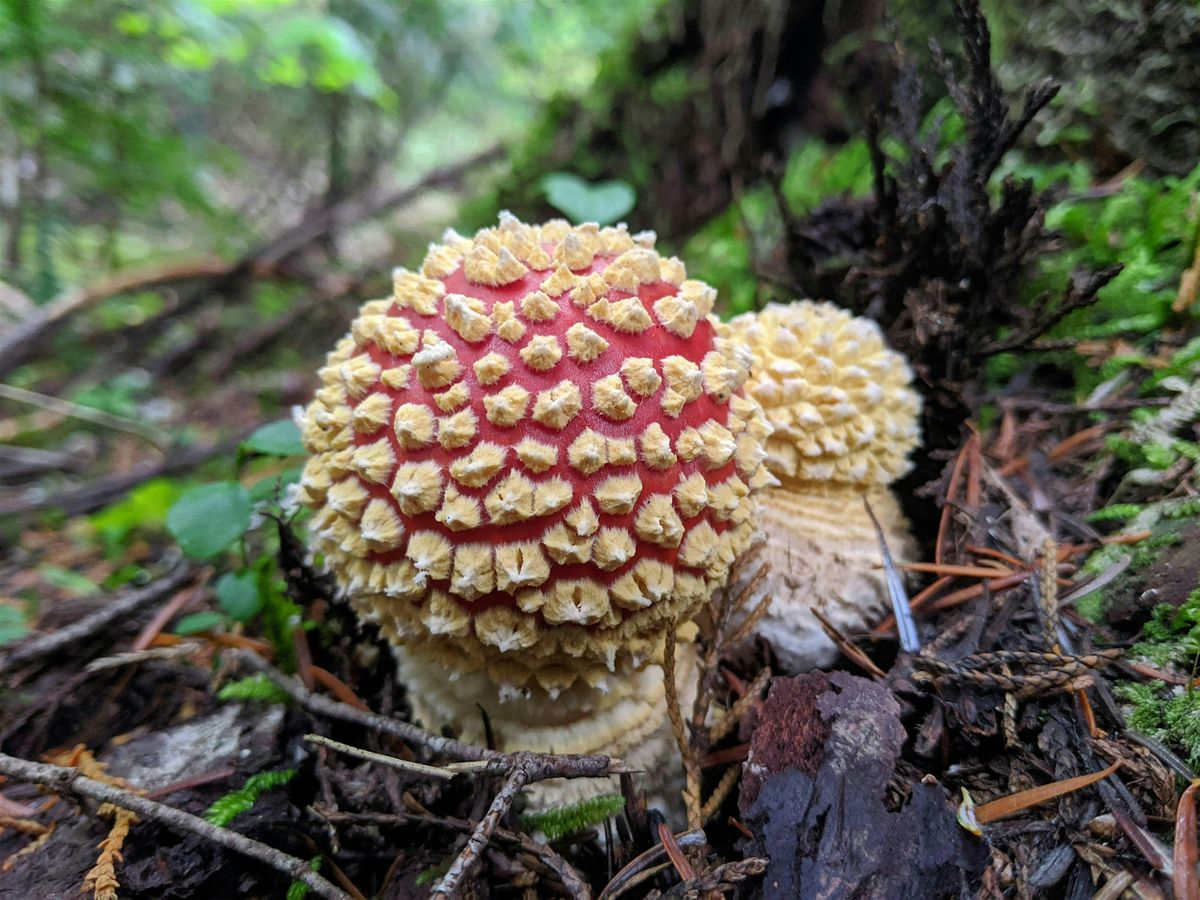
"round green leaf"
541,173,636,226
167,482,253,559
216,570,262,622
242,419,305,457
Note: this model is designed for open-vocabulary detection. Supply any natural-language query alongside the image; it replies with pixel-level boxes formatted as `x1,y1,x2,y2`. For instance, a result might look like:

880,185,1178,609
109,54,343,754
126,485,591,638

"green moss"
1074,591,1107,624
1116,680,1200,769
1085,503,1145,524
204,768,296,827
519,792,625,841
1128,532,1183,572
1166,499,1200,520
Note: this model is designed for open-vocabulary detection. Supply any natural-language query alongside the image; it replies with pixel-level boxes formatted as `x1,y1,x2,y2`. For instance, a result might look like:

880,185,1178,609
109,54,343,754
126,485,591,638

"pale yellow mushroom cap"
726,301,921,489
296,214,772,691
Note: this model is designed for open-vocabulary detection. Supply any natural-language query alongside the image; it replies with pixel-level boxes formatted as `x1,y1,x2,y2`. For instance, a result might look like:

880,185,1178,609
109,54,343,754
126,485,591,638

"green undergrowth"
1115,680,1200,770
519,792,626,841
79,417,316,669
204,768,297,827
679,138,876,316
991,157,1200,396
1128,584,1200,669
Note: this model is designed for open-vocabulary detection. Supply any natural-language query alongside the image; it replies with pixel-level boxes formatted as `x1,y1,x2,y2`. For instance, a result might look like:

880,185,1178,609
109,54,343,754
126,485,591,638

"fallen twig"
304,734,453,781
0,257,236,377
0,562,195,675
312,806,591,899
0,425,255,517
0,382,171,447
0,752,350,900
431,759,533,899
230,649,624,780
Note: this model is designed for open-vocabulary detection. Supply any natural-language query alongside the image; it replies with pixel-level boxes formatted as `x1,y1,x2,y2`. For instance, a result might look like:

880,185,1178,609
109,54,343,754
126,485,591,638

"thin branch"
0,257,236,377
230,650,624,780
0,426,255,517
0,382,171,447
0,562,195,675
431,760,533,899
0,752,350,900
303,734,453,780
249,144,504,269
313,806,591,899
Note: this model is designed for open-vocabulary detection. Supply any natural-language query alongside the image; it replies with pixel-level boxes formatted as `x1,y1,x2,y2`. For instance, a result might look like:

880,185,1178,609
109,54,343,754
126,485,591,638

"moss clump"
519,793,626,841
1116,680,1200,769
1127,586,1200,668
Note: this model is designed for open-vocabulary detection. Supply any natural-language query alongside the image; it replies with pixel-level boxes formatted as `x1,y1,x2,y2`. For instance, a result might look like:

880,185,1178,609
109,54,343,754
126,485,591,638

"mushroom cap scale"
298,215,770,689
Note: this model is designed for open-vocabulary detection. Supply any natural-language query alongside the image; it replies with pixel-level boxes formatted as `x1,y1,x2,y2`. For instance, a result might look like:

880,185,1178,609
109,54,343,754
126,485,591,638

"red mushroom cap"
297,215,769,691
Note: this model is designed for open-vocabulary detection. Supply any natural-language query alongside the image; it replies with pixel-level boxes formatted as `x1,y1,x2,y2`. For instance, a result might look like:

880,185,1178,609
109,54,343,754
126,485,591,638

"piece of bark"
740,671,988,898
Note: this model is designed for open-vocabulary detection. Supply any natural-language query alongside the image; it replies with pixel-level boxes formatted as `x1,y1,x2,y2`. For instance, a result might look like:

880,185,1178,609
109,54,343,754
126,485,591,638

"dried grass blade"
657,821,696,881
974,760,1121,824
899,562,1017,578
1174,781,1200,900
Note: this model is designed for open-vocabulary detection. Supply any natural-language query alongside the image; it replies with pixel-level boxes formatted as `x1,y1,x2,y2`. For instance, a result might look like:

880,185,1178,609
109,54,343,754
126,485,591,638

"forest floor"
3,3,1200,898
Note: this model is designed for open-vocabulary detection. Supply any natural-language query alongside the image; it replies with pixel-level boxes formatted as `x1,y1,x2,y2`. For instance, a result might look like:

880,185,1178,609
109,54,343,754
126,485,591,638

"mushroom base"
746,483,916,672
395,646,696,812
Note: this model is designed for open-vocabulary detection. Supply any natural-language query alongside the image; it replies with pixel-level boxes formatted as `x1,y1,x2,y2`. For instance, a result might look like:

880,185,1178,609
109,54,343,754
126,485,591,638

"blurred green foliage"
0,0,659,299
678,138,875,317
0,602,31,646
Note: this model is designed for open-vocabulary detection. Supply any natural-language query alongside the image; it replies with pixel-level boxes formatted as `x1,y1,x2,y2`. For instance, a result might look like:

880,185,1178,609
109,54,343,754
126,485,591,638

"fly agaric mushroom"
726,301,921,671
295,214,771,798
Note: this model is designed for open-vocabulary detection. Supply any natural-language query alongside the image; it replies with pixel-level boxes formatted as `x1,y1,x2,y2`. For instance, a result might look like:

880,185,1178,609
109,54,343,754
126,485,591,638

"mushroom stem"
397,645,697,808
751,484,916,671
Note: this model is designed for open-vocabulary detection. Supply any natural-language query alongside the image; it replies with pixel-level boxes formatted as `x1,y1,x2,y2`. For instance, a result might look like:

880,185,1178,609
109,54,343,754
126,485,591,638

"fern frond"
217,674,290,704
204,768,296,827
520,792,625,841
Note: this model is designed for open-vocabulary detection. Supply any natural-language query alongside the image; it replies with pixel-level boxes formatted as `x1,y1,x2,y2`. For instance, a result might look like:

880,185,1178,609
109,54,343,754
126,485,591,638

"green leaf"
242,420,305,457
0,604,30,646
167,482,252,559
38,565,99,597
174,611,226,635
216,570,262,621
541,173,635,226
